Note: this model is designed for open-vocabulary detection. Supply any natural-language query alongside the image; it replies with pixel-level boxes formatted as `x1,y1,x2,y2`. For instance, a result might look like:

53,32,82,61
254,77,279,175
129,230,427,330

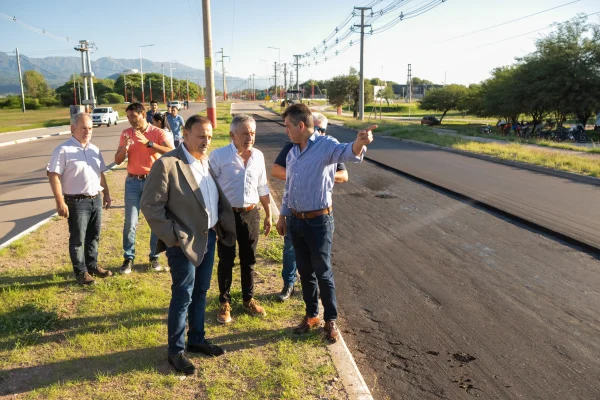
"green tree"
23,70,50,98
412,77,434,85
377,84,395,105
419,84,468,122
326,75,354,108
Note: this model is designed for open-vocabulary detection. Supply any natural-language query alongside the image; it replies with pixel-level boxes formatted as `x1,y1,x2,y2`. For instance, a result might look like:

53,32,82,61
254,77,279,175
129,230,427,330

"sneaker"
120,259,133,275
76,272,96,286
88,266,113,278
150,258,163,272
217,302,232,324
324,321,339,342
167,352,196,375
293,316,321,334
243,298,267,317
186,339,226,357
277,283,294,302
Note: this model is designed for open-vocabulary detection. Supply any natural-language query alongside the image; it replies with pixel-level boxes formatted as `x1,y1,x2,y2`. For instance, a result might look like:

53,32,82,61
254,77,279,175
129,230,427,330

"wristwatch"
146,141,154,148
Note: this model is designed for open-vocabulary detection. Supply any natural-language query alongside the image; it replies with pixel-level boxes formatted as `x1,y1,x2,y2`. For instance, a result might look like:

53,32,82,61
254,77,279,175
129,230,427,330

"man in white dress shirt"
209,114,271,324
47,113,112,286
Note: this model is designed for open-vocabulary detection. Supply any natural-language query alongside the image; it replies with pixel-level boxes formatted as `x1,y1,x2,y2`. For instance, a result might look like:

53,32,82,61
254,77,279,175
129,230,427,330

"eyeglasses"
315,126,326,133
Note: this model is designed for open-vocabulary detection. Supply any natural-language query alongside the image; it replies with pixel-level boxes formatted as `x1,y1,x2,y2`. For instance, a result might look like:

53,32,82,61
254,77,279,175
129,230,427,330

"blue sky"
0,0,595,89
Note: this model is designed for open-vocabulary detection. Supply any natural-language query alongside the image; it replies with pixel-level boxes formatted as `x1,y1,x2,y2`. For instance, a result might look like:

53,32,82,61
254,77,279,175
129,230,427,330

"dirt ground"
257,119,600,400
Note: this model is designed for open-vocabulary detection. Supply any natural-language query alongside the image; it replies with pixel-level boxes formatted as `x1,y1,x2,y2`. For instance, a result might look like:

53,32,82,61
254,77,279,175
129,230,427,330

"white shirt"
208,142,270,208
181,144,219,229
47,136,106,196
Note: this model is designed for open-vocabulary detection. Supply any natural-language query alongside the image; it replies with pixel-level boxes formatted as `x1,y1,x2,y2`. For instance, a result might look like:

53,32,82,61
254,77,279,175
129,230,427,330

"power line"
466,11,600,51
0,12,77,43
442,0,582,43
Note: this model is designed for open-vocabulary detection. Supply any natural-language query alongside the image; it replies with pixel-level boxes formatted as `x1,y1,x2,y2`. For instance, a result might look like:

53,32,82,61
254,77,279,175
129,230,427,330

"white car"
91,107,119,127
168,100,182,110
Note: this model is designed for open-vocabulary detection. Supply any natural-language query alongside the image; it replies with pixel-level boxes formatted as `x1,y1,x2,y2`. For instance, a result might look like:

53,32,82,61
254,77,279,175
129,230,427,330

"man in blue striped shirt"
275,103,376,342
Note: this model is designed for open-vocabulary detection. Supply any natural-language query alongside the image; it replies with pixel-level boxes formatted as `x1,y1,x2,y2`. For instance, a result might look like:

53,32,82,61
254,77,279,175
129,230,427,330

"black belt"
232,204,257,212
128,173,148,180
64,194,98,200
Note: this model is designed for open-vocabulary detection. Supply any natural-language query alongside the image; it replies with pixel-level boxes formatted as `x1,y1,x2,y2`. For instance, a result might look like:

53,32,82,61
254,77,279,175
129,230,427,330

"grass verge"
0,102,345,399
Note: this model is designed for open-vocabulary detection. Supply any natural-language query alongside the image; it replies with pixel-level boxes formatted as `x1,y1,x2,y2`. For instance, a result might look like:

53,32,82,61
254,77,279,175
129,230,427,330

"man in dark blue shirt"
146,100,159,123
271,112,348,302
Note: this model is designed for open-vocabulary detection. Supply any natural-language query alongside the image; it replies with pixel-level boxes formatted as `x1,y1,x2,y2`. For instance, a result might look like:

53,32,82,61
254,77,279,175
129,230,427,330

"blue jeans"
65,195,102,276
166,229,216,356
282,216,297,285
288,213,337,322
123,176,158,261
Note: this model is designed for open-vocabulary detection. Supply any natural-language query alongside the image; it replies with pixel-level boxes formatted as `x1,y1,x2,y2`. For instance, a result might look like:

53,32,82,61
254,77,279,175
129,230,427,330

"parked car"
167,100,182,110
421,116,440,126
90,107,119,127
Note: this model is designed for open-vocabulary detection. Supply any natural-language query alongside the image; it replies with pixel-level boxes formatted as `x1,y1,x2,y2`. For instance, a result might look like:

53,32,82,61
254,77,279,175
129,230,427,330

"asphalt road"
251,114,600,399
0,103,205,246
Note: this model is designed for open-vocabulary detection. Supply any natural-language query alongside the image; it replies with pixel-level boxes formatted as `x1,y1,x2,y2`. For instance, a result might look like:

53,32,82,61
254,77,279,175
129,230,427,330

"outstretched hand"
356,125,377,146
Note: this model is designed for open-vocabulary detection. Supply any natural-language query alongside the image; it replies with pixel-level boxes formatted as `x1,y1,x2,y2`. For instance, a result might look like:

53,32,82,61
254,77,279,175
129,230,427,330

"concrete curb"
0,119,128,148
0,162,118,250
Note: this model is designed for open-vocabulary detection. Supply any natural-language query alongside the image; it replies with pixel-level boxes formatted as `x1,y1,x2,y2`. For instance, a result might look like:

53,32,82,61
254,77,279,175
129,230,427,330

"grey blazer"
140,145,236,266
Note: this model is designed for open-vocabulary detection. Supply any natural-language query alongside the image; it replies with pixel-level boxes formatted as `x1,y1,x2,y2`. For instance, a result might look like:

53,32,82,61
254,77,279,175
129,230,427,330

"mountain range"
0,53,242,95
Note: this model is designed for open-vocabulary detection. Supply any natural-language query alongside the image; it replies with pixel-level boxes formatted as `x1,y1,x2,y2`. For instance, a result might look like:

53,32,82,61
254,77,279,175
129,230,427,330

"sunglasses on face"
315,126,326,133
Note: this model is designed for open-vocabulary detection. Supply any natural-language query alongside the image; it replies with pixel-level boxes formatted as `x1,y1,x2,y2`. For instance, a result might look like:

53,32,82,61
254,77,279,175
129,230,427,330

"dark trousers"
166,229,216,356
288,213,338,322
217,207,260,303
65,195,102,276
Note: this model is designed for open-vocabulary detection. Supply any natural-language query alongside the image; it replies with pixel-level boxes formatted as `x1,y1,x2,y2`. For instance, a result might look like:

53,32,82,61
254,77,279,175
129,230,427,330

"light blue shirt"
280,133,364,216
166,114,185,139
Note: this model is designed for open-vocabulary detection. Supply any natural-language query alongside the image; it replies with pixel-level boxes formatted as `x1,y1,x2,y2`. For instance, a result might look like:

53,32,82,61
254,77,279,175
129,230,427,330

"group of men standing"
47,101,374,375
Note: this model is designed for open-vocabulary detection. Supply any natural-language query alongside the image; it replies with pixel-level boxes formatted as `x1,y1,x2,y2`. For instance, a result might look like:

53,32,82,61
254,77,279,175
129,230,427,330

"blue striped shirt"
280,132,364,216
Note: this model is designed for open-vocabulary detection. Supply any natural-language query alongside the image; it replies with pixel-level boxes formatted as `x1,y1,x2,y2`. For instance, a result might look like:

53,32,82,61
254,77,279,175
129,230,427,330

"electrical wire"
441,0,582,43
0,12,77,43
467,10,600,51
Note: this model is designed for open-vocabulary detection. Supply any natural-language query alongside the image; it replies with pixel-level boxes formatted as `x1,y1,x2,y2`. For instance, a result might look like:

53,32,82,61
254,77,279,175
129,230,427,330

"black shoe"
186,339,226,357
120,259,133,275
278,283,294,302
167,352,196,375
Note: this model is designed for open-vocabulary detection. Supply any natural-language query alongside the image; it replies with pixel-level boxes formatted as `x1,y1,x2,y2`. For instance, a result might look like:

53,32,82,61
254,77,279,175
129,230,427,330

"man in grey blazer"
141,114,236,375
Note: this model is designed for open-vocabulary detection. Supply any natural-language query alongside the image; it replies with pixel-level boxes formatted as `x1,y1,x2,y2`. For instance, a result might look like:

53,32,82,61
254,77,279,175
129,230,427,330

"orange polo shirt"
119,125,170,175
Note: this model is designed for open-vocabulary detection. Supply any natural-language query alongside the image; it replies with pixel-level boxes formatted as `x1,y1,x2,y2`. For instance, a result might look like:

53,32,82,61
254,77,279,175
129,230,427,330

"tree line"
419,17,600,125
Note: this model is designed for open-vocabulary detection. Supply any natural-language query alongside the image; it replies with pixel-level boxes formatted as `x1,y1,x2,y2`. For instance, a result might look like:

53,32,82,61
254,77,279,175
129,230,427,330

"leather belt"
128,173,148,180
232,204,256,212
64,193,98,200
292,207,332,220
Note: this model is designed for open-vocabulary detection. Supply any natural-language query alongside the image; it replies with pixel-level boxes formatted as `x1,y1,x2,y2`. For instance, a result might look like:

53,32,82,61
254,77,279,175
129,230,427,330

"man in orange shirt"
115,102,174,274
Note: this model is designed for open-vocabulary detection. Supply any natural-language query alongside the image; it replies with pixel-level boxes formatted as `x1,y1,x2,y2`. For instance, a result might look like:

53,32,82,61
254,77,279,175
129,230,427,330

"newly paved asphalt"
0,103,205,246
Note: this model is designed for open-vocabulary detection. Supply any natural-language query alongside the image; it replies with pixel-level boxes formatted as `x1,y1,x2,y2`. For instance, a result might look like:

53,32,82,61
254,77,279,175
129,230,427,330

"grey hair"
312,112,328,130
71,112,92,126
230,114,256,134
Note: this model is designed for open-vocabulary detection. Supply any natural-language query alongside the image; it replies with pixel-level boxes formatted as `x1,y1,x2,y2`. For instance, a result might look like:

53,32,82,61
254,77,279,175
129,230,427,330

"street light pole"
202,0,217,127
139,44,154,105
267,46,280,98
259,59,268,95
162,63,166,104
169,60,177,101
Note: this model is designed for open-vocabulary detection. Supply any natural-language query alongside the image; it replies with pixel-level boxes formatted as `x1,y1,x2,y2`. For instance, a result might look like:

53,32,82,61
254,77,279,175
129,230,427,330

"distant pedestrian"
209,114,271,324
271,112,348,302
141,115,236,375
167,105,185,148
47,113,113,286
146,100,159,123
152,113,174,147
275,103,375,342
114,102,174,274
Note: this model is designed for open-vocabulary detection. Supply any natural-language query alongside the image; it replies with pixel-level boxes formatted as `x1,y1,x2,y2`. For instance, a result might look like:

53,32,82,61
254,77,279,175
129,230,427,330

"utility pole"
273,62,278,100
283,63,287,93
162,64,166,104
149,77,152,101
202,0,217,127
293,55,301,91
72,74,77,106
186,74,189,103
407,63,412,117
139,44,154,105
216,48,229,101
123,75,128,103
354,6,371,121
15,48,25,113
77,80,81,105
74,40,96,111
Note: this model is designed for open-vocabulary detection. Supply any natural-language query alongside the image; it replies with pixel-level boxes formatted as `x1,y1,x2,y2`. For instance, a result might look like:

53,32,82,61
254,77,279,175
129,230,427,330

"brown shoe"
217,302,232,324
88,266,113,278
243,298,267,317
293,316,321,334
76,272,96,286
324,321,339,342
